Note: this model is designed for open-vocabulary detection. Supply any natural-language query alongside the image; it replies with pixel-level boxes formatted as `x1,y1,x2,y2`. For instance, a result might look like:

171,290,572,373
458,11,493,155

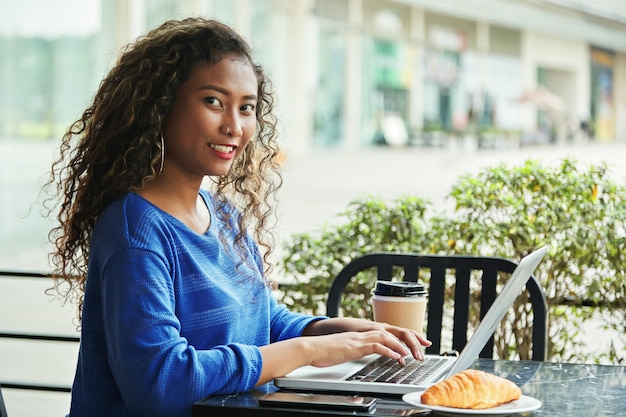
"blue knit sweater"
68,190,322,417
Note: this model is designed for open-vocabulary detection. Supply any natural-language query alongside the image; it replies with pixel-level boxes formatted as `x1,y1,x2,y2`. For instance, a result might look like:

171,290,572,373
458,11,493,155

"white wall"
520,31,590,133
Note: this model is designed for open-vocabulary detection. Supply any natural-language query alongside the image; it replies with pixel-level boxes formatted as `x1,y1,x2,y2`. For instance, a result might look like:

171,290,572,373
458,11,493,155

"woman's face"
161,54,258,180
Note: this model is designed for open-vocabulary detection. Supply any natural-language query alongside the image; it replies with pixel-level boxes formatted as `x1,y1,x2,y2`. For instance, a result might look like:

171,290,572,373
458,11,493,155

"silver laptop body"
274,246,548,395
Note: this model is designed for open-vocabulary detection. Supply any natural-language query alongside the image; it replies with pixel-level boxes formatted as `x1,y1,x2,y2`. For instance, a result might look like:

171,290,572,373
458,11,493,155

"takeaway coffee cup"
372,281,428,333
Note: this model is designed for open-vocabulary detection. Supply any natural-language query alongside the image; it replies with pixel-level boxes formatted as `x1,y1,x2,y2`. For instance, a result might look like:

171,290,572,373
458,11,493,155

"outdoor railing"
0,270,79,393
1,269,620,398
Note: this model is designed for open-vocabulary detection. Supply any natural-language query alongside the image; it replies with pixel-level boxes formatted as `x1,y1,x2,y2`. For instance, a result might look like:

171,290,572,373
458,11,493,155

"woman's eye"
205,97,222,106
241,103,255,113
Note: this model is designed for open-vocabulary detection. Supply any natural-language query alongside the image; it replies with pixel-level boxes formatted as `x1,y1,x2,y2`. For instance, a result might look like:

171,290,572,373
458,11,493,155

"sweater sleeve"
100,249,262,417
241,216,328,343
267,294,327,342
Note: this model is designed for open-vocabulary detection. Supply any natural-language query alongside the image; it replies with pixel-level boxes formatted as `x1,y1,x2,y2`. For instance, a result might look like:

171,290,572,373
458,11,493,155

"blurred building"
1,0,625,152
2,0,625,352
1,0,626,269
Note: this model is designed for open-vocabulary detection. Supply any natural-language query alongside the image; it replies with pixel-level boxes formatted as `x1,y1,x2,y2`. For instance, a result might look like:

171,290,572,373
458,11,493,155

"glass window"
0,1,102,141
313,25,346,148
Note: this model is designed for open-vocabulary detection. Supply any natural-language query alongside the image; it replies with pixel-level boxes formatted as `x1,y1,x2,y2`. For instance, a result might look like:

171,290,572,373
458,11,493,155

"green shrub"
278,158,626,364
279,195,433,319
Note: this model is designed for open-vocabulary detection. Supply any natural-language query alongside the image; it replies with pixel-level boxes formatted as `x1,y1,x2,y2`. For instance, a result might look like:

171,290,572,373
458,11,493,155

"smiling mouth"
209,143,236,153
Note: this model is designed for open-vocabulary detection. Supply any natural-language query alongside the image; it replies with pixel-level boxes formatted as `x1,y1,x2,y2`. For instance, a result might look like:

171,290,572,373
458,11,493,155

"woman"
46,17,430,417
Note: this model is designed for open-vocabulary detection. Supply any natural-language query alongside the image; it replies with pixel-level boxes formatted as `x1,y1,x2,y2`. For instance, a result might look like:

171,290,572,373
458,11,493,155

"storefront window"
0,0,102,141
590,47,615,141
423,48,461,132
373,40,410,116
360,34,378,146
361,37,412,145
313,26,346,148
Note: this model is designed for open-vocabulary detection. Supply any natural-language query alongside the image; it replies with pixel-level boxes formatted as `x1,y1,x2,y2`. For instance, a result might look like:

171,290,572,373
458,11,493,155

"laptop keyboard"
346,356,447,385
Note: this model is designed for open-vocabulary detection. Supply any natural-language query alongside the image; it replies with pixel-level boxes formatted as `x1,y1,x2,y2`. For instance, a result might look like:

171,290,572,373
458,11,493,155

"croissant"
420,369,522,409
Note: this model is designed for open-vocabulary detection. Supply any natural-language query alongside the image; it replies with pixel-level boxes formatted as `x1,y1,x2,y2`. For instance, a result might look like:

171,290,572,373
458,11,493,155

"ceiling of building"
395,0,626,52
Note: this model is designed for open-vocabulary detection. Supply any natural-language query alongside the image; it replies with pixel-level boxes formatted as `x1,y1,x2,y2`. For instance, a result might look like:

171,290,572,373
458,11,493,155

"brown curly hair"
45,17,282,318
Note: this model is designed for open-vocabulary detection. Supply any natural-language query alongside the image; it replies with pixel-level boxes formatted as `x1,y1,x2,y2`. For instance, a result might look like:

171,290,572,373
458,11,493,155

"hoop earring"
158,134,165,175
239,147,249,168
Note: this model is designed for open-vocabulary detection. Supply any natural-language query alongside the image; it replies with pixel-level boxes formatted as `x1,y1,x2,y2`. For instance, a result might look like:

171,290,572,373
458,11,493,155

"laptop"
274,246,548,396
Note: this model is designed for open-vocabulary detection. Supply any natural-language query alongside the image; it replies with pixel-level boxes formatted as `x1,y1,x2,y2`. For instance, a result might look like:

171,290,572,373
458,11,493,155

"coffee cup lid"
373,280,427,297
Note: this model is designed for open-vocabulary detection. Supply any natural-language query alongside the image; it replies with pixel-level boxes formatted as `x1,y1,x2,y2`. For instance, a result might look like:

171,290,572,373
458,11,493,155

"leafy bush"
278,158,626,364
279,196,433,319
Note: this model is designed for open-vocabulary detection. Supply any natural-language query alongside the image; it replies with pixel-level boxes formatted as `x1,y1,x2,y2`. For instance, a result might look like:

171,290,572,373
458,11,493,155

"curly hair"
45,17,282,318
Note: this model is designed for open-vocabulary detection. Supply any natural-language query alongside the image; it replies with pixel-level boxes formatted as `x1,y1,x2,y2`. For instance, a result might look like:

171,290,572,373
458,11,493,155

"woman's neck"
137,174,210,234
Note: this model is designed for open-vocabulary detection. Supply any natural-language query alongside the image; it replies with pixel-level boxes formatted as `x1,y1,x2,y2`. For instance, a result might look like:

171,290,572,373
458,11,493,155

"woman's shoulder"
100,192,161,223
94,192,175,245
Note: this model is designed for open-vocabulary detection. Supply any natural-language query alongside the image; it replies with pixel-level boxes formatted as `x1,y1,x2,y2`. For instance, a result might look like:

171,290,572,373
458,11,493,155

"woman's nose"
222,114,243,137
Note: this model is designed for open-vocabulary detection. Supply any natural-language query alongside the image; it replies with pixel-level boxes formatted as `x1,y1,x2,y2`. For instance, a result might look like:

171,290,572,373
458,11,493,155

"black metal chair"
326,252,548,361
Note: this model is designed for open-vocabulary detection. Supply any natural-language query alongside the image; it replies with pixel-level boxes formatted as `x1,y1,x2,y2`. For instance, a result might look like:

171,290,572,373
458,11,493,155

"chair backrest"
326,252,548,361
0,385,9,417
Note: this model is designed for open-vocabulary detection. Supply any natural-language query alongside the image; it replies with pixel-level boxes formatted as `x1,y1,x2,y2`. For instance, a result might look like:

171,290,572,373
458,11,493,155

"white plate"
402,392,542,417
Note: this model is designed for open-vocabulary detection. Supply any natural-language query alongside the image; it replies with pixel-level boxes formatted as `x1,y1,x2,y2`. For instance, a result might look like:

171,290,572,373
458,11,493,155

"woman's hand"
302,317,431,362
300,329,417,368
256,317,432,387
